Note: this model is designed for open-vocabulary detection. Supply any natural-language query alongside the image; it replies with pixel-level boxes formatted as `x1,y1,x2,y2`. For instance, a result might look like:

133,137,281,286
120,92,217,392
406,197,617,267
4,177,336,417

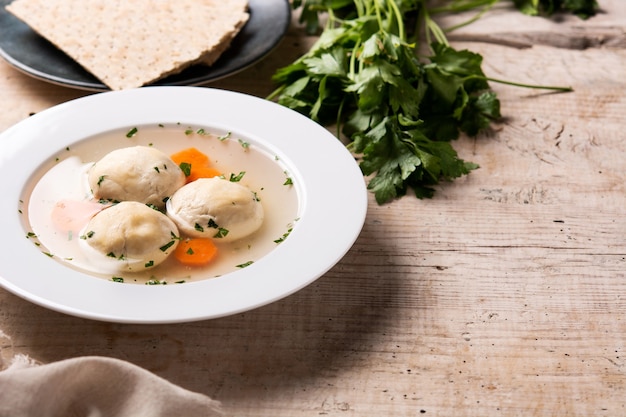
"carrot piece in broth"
170,147,221,182
186,165,222,182
173,238,219,266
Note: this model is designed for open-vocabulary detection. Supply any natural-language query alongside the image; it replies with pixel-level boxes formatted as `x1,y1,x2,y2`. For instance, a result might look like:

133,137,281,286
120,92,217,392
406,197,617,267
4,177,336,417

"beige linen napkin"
0,355,223,417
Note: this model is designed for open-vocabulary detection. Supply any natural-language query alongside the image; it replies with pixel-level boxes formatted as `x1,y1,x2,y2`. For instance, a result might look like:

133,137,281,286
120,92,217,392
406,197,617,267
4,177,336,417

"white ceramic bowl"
0,87,367,323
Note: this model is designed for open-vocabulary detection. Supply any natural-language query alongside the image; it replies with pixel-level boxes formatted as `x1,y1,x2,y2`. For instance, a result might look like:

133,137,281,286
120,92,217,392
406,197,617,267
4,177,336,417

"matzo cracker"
6,0,249,90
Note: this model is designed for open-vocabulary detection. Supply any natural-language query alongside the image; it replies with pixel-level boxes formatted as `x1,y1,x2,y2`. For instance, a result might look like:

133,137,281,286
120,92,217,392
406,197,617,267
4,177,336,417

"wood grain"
1,1,625,416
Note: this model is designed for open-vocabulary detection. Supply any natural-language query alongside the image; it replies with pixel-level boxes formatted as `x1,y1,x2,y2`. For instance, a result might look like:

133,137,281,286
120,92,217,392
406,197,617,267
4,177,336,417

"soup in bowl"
23,124,300,284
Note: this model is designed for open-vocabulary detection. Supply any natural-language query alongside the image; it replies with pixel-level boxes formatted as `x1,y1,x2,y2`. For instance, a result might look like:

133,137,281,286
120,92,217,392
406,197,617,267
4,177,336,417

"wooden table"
1,2,625,415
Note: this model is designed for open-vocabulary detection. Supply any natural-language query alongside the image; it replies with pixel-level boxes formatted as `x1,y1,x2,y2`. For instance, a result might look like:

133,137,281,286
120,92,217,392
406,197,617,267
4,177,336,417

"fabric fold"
0,356,222,417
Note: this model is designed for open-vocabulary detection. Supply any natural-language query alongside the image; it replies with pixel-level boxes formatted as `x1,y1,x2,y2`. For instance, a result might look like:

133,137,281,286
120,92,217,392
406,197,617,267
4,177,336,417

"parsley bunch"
269,0,576,203
513,0,599,19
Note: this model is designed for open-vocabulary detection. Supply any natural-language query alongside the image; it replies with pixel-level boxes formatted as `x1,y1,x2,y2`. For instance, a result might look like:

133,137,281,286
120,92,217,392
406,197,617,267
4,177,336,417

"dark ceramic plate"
0,0,290,91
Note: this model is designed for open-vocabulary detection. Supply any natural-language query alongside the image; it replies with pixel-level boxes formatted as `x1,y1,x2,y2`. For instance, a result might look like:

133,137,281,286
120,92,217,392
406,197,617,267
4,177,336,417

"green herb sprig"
270,0,584,203
513,0,598,19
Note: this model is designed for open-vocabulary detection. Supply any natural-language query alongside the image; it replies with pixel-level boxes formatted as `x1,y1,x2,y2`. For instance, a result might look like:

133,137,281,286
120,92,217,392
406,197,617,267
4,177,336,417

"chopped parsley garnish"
159,240,176,252
208,219,219,229
112,277,124,283
80,231,95,239
283,171,293,185
238,139,250,149
97,175,106,186
217,131,231,141
126,127,138,138
213,228,229,239
236,261,254,268
194,223,204,233
145,260,154,268
274,228,293,244
229,171,245,182
186,248,194,255
179,162,192,176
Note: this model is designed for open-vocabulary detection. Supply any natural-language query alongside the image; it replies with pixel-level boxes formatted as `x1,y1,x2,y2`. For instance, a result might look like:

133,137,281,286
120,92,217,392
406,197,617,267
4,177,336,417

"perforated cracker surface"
6,0,249,90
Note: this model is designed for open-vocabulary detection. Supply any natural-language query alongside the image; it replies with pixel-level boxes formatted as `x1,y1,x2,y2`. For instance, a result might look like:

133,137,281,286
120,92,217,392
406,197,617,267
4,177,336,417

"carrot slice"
187,165,222,182
173,238,218,266
171,147,209,166
170,147,221,183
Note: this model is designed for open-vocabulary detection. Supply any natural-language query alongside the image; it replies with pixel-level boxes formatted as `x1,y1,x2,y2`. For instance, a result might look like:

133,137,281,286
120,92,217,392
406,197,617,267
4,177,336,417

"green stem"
464,73,573,92
487,76,573,92
373,0,384,31
354,0,365,17
386,0,406,40
428,0,502,14
349,39,362,79
423,9,449,47
266,84,285,101
443,0,499,32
